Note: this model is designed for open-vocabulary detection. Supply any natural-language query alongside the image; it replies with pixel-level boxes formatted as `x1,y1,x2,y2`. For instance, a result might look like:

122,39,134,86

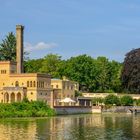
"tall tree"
0,32,16,61
62,54,96,92
0,32,29,61
24,58,43,73
39,54,62,77
121,48,140,93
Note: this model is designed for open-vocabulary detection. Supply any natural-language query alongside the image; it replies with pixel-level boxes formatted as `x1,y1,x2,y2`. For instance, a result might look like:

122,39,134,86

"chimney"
16,25,24,73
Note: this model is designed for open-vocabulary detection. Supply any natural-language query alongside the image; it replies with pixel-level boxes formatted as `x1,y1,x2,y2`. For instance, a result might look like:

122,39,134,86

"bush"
0,101,55,118
135,99,140,106
104,94,120,106
92,97,104,106
120,95,133,106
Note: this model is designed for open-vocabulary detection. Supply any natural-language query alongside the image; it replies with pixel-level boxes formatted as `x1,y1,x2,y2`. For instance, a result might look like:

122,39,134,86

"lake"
0,114,140,140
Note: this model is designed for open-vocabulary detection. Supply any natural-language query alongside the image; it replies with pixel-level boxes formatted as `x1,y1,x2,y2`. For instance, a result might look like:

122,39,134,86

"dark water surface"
0,114,140,140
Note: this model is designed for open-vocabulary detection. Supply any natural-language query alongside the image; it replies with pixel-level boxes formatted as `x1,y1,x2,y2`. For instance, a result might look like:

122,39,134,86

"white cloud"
24,42,57,52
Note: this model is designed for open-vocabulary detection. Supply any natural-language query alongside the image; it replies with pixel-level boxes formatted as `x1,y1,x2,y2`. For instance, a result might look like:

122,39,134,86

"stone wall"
54,106,101,115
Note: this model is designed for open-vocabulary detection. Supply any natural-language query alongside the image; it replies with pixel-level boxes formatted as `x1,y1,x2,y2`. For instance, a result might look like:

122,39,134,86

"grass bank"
0,101,55,118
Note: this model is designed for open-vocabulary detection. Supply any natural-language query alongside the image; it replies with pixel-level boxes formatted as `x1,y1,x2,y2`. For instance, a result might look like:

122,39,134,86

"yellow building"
51,78,79,105
0,25,53,107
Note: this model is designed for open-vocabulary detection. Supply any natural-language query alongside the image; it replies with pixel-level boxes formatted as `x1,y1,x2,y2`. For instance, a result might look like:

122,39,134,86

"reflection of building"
0,25,53,107
51,78,79,106
0,120,37,140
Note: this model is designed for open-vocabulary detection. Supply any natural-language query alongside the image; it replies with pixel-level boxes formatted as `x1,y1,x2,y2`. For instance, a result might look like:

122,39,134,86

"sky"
0,0,140,62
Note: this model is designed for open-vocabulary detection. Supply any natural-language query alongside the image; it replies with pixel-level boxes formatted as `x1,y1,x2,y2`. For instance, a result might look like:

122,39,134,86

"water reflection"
0,114,140,140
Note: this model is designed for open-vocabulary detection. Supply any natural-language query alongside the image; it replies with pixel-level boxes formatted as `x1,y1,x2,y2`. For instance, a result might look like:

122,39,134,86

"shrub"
92,97,104,106
120,95,133,106
0,101,55,118
104,94,120,106
135,99,140,106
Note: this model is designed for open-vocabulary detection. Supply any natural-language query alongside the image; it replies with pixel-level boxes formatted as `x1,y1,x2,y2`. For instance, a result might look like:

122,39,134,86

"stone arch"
4,92,9,103
17,92,21,102
15,81,19,87
11,92,15,103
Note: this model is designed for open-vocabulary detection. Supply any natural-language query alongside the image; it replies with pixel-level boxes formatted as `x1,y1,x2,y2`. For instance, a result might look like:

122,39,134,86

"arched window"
15,81,19,87
30,81,32,87
33,81,36,87
27,81,29,87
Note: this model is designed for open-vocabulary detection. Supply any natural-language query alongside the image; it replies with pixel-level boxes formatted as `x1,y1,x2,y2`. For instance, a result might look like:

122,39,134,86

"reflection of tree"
78,117,85,140
104,115,133,140
115,116,133,139
0,115,140,140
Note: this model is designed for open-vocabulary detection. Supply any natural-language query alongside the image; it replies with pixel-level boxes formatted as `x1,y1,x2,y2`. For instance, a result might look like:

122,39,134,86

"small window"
27,81,29,87
30,81,32,87
56,85,59,88
33,81,36,87
31,92,33,95
1,70,6,74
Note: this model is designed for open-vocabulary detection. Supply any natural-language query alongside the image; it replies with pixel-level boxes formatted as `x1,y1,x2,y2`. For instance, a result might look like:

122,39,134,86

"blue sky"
0,0,140,62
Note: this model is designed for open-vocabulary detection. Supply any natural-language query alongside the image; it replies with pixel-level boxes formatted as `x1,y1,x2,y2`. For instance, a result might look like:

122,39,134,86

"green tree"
108,61,122,92
95,57,110,92
120,95,133,106
0,32,16,61
24,58,43,73
39,54,62,77
0,32,28,61
62,54,96,91
104,94,120,106
75,91,82,97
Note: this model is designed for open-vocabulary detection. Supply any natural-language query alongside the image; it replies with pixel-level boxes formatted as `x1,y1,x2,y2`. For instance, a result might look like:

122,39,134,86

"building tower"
16,25,24,73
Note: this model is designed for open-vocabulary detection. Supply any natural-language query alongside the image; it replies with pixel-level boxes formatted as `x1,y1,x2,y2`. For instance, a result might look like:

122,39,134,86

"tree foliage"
39,54,62,78
121,48,140,93
24,59,43,73
25,54,122,92
104,94,120,105
120,95,133,106
0,32,28,61
92,97,104,105
0,32,16,61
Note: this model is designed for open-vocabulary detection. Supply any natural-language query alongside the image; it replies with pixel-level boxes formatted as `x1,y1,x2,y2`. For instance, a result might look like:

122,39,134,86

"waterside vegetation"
92,94,134,106
0,100,55,118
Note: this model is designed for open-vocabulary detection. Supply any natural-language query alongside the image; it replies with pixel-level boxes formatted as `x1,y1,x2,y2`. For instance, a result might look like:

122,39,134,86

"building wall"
0,62,53,106
51,79,79,106
0,25,53,107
